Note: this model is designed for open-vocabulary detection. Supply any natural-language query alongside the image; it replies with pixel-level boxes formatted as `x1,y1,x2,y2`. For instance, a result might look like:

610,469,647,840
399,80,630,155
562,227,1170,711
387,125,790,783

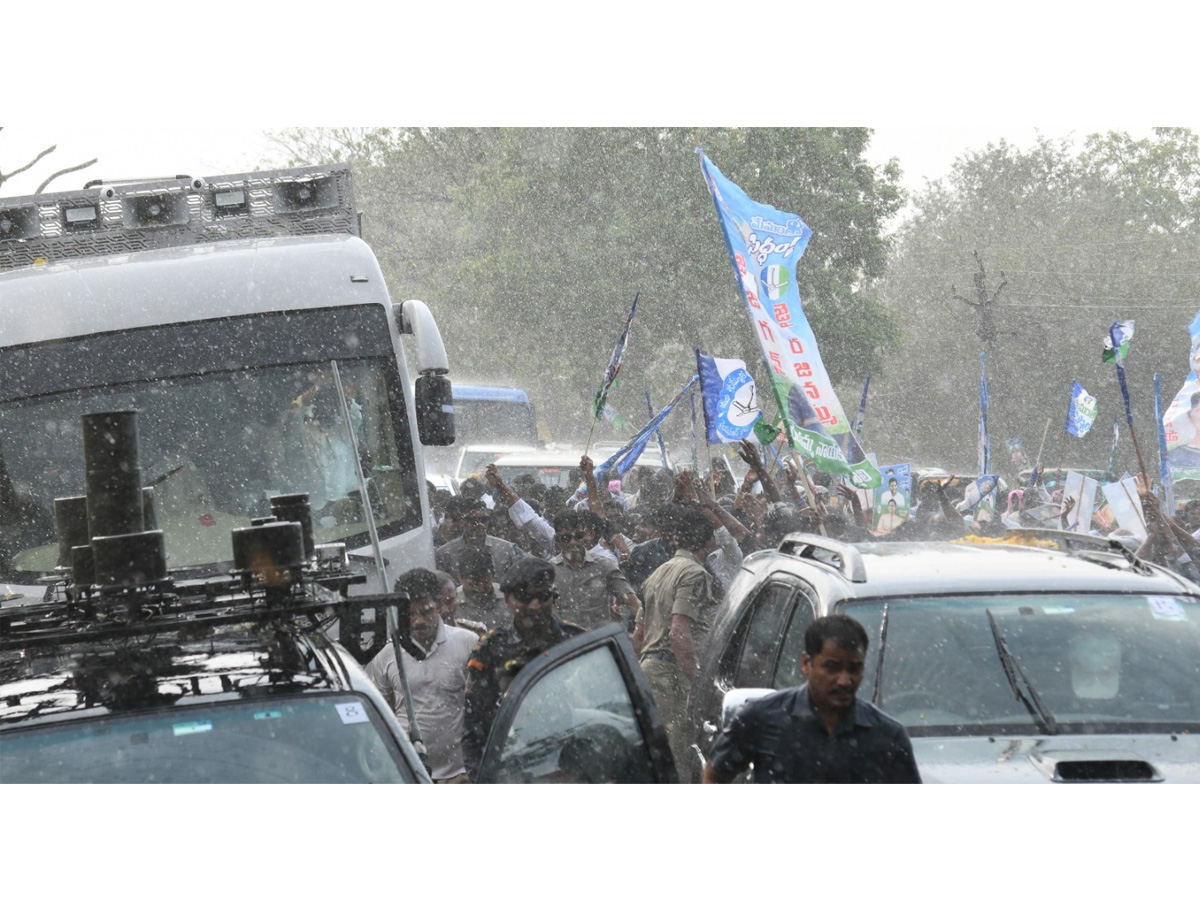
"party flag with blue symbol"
698,150,881,489
696,350,762,443
592,292,639,421
1066,380,1098,438
1102,320,1135,364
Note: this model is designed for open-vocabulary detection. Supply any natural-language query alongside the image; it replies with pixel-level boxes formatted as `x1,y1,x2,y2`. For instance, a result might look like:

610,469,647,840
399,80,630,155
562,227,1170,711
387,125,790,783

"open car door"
476,624,679,783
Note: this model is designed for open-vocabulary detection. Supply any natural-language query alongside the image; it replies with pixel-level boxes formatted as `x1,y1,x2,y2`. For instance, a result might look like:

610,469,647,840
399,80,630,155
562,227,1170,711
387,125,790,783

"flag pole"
1114,362,1150,484
787,444,827,537
1034,417,1052,471
705,439,716,498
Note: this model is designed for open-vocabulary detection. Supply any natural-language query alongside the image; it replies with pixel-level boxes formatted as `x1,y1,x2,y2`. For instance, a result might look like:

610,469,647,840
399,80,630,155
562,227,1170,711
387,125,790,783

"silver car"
688,532,1200,783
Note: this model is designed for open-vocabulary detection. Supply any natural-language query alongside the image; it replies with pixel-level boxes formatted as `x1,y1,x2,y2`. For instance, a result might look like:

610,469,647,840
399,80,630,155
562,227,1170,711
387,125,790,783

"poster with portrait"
1163,310,1200,479
872,463,912,534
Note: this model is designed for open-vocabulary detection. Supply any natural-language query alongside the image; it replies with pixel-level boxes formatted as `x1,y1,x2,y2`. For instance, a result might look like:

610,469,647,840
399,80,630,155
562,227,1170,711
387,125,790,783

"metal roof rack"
776,533,868,583
0,164,357,272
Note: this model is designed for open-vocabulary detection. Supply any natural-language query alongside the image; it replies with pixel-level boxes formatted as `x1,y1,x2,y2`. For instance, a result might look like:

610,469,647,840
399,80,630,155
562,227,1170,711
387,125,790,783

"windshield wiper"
986,609,1058,736
871,602,889,707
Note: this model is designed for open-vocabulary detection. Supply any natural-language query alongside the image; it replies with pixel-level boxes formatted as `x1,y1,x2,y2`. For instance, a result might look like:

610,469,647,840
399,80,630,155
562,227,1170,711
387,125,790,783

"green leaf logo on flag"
1102,320,1135,364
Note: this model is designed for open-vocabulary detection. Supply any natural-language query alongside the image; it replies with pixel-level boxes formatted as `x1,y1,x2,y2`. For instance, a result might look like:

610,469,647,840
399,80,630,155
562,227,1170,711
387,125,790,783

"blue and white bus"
451,385,538,447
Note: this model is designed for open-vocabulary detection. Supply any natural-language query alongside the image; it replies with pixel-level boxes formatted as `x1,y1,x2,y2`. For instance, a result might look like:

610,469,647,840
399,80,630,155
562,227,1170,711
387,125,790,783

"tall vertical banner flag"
1162,308,1200,480
979,352,990,475
696,350,763,443
698,151,881,489
1066,381,1098,438
592,292,639,421
1155,374,1176,514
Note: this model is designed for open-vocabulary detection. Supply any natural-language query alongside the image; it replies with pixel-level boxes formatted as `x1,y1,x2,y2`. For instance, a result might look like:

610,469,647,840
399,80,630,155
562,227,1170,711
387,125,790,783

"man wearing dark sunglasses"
549,509,640,632
461,557,584,780
435,498,525,585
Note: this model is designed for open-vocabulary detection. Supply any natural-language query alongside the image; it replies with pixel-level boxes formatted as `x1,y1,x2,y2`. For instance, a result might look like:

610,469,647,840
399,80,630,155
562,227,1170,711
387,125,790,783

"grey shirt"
364,618,478,781
551,550,635,631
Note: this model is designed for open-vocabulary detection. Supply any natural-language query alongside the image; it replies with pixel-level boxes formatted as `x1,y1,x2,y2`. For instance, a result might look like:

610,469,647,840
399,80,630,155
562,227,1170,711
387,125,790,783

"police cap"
499,556,556,600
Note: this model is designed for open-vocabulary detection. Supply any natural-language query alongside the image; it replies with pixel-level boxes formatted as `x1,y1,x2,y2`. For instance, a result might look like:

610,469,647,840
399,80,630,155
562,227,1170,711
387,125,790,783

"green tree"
270,127,905,446
875,130,1200,476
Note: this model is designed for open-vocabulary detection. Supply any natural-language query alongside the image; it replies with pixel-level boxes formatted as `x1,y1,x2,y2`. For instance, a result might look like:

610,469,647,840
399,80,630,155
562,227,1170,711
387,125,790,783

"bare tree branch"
1,144,57,185
36,158,98,194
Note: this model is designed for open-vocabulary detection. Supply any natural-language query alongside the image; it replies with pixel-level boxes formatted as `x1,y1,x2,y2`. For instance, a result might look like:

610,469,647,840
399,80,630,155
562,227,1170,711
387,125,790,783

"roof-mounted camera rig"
0,409,415,659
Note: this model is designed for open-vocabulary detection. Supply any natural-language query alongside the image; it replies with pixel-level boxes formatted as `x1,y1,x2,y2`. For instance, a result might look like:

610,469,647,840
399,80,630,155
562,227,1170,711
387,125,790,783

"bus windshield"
0,307,422,578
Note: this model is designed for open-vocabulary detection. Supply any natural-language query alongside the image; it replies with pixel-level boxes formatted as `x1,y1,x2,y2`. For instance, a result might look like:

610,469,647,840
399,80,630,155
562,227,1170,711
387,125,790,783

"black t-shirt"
708,685,922,783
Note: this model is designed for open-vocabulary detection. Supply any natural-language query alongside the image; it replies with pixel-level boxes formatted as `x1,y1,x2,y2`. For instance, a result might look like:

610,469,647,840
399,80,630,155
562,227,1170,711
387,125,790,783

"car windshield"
2,350,421,579
841,593,1200,736
0,693,416,783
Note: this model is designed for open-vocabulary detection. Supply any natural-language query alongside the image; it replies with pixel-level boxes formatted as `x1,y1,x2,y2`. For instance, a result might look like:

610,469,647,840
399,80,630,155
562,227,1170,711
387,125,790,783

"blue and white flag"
592,374,698,491
592,292,639,421
696,350,762,443
698,150,881,489
957,474,1000,513
1066,381,1099,438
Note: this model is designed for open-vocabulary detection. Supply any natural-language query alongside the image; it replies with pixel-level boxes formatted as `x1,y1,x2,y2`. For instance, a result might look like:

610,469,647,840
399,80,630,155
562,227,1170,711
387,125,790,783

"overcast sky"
1,8,1187,206
0,124,1102,201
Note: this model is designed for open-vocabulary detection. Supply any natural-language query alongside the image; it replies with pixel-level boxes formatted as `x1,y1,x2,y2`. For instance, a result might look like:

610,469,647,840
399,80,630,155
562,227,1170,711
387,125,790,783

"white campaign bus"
0,165,454,602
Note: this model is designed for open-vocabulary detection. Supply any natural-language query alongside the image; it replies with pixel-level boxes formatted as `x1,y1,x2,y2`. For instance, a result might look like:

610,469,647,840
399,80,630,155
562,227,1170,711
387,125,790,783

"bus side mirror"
415,373,455,446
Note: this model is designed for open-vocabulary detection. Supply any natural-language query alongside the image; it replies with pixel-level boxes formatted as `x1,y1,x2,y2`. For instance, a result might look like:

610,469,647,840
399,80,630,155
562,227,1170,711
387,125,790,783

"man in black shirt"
461,557,584,780
703,615,921,783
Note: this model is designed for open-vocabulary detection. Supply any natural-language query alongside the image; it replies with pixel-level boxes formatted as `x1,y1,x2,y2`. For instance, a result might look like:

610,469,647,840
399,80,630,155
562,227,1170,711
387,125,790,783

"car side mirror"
415,373,455,446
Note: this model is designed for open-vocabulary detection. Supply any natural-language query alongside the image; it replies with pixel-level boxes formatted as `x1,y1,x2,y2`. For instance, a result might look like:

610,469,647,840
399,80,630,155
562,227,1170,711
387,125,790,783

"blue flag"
1066,381,1098,438
698,150,881,489
592,375,698,491
696,350,762,443
592,292,639,421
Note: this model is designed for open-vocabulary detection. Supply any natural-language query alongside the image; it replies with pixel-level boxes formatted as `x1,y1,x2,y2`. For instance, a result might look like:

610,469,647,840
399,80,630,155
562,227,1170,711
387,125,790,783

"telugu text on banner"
698,150,881,488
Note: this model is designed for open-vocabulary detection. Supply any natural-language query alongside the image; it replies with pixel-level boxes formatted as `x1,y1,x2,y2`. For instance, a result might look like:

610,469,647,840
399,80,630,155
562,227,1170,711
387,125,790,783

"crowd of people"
362,436,1200,783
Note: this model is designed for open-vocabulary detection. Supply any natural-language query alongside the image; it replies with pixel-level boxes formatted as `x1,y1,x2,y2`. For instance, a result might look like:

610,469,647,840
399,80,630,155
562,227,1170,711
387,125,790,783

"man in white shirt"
365,568,478,783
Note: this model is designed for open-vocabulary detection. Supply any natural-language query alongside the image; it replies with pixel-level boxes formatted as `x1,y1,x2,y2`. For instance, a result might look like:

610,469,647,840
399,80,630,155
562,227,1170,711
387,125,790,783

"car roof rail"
776,533,867,583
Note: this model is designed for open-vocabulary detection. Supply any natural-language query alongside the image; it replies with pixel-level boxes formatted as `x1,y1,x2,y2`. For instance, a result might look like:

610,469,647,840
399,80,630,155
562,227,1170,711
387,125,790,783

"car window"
773,590,817,688
842,593,1200,734
485,642,661,783
0,694,416,783
734,583,795,687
